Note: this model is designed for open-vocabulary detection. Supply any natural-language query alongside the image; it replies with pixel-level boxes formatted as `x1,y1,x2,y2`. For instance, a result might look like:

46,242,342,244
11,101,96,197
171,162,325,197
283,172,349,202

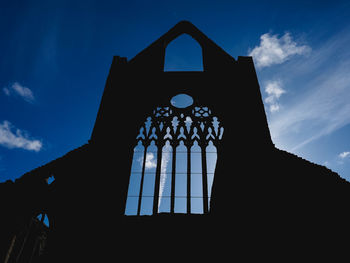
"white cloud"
337,151,350,165
249,32,311,69
145,152,157,169
3,82,35,103
158,144,171,208
265,81,285,100
269,57,350,151
269,104,280,113
264,28,350,152
339,151,350,159
264,80,286,113
0,121,42,152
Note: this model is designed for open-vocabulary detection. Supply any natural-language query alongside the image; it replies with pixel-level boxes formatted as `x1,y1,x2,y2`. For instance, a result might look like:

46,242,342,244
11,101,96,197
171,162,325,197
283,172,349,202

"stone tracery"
125,97,224,215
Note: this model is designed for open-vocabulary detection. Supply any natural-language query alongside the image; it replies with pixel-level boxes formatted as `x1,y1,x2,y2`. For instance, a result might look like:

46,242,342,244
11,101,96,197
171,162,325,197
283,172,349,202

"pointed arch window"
125,95,224,215
5,212,50,263
164,33,203,71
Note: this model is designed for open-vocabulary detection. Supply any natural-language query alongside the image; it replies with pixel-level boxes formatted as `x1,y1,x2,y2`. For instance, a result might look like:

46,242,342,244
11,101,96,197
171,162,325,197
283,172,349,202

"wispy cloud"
336,151,350,165
3,82,35,103
249,32,311,69
0,121,42,152
264,80,286,113
270,59,350,151
266,28,350,152
339,151,350,159
158,145,171,208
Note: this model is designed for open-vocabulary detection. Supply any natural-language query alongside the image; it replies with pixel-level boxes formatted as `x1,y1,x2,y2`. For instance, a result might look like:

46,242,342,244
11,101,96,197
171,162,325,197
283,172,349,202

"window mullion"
137,144,148,216
153,142,164,214
201,144,209,213
170,144,177,214
186,144,191,214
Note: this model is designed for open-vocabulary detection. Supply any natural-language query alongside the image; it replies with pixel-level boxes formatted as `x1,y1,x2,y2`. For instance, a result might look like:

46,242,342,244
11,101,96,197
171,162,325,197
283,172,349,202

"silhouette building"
1,21,350,262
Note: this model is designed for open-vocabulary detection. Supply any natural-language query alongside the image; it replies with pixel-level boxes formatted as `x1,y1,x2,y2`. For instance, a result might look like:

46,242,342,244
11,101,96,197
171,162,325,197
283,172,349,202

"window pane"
191,174,203,197
131,142,145,173
158,197,171,213
175,173,187,197
206,142,217,198
159,171,172,197
191,198,203,214
127,173,142,196
158,171,171,213
140,197,153,215
191,142,202,198
176,142,187,173
191,142,201,174
43,214,49,227
175,141,187,210
144,152,157,174
207,173,215,198
125,197,138,215
140,142,157,214
206,144,217,174
175,197,187,213
158,143,172,213
142,173,156,197
125,142,145,215
160,143,172,197
142,142,157,197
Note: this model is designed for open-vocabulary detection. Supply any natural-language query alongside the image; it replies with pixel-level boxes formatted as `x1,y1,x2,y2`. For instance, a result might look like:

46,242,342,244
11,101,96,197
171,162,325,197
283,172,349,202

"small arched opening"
164,34,203,71
5,211,51,263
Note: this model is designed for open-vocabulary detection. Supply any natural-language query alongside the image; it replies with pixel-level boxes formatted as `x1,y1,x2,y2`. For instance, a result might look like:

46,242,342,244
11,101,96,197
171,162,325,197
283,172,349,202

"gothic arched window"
6,212,50,263
164,34,203,71
125,94,223,215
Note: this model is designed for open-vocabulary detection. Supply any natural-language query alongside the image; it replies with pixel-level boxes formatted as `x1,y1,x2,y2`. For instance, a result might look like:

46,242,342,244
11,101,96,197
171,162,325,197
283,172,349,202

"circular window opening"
170,94,193,108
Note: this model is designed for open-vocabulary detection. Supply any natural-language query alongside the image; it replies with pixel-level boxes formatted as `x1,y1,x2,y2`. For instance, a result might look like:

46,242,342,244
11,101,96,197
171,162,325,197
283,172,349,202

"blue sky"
1,0,350,185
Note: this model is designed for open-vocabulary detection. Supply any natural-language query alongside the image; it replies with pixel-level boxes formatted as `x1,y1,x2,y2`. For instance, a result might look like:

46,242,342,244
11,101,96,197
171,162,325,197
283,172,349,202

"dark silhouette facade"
1,21,350,262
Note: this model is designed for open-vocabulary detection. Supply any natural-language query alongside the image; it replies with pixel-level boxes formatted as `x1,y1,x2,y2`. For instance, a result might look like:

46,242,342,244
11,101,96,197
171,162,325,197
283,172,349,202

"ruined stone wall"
1,21,350,262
